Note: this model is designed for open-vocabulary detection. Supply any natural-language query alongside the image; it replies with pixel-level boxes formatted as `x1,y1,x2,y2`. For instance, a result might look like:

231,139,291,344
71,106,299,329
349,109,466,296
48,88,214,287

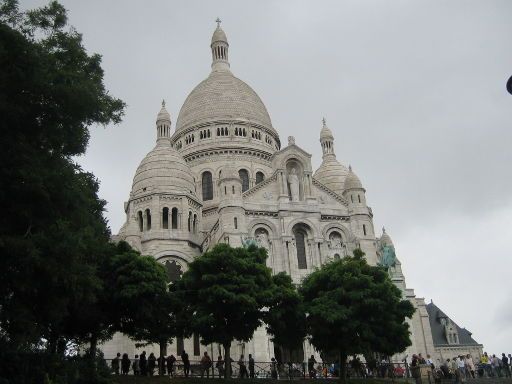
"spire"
156,100,171,144
211,18,230,72
320,117,335,158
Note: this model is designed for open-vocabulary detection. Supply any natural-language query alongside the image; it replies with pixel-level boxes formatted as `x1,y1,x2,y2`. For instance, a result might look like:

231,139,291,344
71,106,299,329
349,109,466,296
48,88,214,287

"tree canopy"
0,0,125,351
300,249,415,380
177,243,274,377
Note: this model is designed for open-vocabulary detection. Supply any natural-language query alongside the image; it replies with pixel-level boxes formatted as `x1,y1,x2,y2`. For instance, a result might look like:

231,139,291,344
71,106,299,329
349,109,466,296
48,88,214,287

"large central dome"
175,70,273,132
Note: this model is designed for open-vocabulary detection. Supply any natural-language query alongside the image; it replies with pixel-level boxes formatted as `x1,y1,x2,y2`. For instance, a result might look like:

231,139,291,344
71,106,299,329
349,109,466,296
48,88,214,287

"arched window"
162,207,169,229
232,185,235,194
256,171,265,185
351,195,354,203
363,224,367,236
234,217,238,229
334,254,341,260
239,169,249,192
202,171,213,201
138,211,143,232
294,229,307,269
193,214,197,233
171,208,178,229
188,211,192,232
145,209,151,231
358,195,361,203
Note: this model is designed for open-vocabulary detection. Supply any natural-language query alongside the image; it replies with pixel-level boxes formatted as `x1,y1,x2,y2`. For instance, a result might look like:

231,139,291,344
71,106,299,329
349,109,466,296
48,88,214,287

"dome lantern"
320,117,335,159
211,18,230,72
156,100,171,144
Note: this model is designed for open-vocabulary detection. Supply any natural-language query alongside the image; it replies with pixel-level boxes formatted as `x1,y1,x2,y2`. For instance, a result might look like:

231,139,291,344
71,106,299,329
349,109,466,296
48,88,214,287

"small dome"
314,157,348,195
131,141,195,197
320,118,333,140
380,227,394,247
344,166,363,190
211,26,227,44
157,100,171,122
175,70,274,133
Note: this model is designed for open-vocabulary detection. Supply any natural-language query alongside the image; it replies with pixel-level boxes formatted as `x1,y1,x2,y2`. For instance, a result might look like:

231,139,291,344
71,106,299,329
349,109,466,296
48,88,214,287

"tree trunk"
90,335,98,358
339,351,348,383
223,342,231,379
159,341,167,376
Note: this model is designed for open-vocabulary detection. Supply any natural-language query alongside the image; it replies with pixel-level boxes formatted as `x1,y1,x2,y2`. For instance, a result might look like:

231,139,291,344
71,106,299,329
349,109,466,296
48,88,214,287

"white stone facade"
101,22,442,363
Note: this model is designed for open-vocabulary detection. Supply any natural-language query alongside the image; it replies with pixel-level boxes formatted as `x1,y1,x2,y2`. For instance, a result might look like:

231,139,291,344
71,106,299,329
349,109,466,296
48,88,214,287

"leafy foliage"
300,249,415,380
177,243,274,377
264,272,306,351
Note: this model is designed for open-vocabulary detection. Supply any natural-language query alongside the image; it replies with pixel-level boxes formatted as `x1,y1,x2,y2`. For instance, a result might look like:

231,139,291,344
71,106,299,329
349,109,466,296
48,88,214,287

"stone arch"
286,217,320,238
291,222,314,270
154,250,195,265
321,223,353,243
248,219,279,239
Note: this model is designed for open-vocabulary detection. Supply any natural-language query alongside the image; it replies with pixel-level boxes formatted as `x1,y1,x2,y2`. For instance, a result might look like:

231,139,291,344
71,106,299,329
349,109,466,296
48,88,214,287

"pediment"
312,177,348,206
271,143,312,172
242,170,280,202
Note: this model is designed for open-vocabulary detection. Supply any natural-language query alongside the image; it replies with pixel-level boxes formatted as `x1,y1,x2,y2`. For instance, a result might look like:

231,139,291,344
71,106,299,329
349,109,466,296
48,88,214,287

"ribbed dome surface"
380,229,394,247
344,168,363,190
314,157,349,195
211,26,227,44
175,70,274,132
132,141,195,196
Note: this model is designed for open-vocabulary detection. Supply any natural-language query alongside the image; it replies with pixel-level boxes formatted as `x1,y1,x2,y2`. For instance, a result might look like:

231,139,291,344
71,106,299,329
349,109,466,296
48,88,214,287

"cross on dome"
216,17,222,27
162,99,165,107
322,117,327,127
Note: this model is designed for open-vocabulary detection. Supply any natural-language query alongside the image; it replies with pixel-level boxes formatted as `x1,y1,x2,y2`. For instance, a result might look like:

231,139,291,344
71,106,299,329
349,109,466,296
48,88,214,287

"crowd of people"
408,352,512,382
109,350,512,380
109,350,260,378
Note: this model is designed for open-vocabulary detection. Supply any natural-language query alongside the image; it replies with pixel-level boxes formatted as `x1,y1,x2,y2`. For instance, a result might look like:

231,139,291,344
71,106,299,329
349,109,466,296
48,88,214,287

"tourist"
491,354,501,377
418,353,426,364
132,354,140,376
166,354,176,376
216,355,225,377
248,353,255,378
181,350,190,378
238,354,248,378
440,359,450,378
111,352,120,375
465,354,475,378
456,356,466,382
201,351,212,378
503,353,511,377
270,357,278,379
426,354,434,369
450,357,458,382
308,354,317,378
121,353,130,375
140,351,147,376
148,352,156,376
410,354,421,384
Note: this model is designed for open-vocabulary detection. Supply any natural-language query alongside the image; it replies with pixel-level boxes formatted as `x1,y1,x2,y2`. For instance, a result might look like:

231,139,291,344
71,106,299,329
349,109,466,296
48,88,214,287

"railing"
104,359,412,379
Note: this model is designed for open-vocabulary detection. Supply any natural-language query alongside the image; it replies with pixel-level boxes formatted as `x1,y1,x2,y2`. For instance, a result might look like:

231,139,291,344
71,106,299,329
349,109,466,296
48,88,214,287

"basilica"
103,22,482,363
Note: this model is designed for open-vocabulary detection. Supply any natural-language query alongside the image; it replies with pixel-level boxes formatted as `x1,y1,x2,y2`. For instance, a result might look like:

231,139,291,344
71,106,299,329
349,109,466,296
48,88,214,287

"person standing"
132,354,140,376
308,355,317,378
166,354,176,376
248,354,255,378
121,353,131,375
140,351,147,376
148,352,156,376
201,351,212,378
270,357,278,379
216,355,225,377
238,354,248,378
181,350,190,378
111,353,120,375
503,353,512,378
457,356,466,382
465,354,475,378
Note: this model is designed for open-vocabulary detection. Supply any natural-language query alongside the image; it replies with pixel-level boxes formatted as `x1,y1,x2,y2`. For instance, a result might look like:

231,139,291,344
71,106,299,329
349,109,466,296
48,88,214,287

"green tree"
300,249,415,381
177,243,274,378
0,0,124,352
264,272,307,355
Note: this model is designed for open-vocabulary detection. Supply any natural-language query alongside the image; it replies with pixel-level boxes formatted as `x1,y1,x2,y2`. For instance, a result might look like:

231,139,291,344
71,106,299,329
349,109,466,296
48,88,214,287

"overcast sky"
22,0,512,355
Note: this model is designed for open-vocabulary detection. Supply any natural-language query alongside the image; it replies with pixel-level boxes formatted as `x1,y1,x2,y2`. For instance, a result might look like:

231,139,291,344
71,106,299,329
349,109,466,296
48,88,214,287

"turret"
211,18,230,72
156,100,171,144
320,117,335,158
218,164,245,246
